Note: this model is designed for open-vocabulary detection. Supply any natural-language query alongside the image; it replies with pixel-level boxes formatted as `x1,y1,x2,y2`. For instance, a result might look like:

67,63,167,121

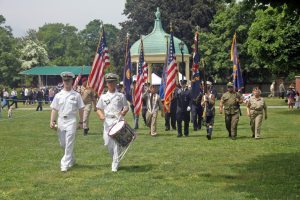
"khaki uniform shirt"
79,86,96,105
247,96,267,115
221,91,241,115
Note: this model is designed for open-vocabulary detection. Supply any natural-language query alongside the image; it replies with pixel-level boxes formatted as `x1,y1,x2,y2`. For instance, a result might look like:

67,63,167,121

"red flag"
88,27,110,96
164,31,177,112
134,38,145,115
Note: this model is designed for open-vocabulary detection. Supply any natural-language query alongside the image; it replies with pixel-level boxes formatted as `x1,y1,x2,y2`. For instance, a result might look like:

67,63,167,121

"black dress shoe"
165,128,170,131
177,134,183,137
252,134,255,138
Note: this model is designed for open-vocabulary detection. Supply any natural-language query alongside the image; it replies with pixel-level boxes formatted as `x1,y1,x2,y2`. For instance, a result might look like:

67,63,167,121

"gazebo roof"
130,7,189,56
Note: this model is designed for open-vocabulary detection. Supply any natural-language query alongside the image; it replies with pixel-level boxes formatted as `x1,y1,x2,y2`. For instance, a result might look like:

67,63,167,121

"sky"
0,0,127,37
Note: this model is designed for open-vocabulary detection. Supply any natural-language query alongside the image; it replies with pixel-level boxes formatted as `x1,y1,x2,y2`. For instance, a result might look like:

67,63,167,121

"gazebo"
130,7,190,83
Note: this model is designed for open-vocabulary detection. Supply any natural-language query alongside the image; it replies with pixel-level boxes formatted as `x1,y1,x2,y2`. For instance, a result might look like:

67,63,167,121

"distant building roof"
20,66,91,75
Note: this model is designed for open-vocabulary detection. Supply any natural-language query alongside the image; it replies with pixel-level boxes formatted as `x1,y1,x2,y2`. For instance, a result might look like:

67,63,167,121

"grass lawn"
0,101,299,200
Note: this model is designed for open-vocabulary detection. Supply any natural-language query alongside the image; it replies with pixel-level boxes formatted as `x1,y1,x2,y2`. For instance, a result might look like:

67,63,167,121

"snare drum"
108,120,136,147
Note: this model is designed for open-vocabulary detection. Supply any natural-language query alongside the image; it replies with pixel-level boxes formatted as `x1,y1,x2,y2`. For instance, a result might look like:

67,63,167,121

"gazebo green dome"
130,8,189,56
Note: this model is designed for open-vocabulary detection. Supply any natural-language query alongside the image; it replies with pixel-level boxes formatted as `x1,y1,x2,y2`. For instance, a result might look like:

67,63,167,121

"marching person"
144,85,164,136
96,73,129,172
141,84,149,125
175,80,192,137
201,83,216,140
269,81,275,97
50,72,85,172
219,82,243,140
165,90,177,131
191,82,203,131
246,87,267,139
78,77,97,135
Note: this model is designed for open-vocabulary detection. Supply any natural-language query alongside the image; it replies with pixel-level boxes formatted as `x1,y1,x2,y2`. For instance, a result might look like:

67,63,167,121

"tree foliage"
0,15,21,87
247,5,300,78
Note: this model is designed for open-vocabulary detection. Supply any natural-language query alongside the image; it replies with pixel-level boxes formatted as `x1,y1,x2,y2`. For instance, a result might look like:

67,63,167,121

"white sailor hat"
105,73,119,82
60,72,75,81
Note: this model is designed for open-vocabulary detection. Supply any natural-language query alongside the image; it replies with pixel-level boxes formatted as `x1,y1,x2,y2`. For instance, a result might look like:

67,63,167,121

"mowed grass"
0,99,299,200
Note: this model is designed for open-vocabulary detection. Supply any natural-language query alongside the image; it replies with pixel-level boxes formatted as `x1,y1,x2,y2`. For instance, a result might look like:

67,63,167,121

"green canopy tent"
20,66,91,86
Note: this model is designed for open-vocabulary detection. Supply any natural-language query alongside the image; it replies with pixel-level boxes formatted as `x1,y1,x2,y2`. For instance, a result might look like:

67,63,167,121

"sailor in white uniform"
96,73,129,172
50,72,84,172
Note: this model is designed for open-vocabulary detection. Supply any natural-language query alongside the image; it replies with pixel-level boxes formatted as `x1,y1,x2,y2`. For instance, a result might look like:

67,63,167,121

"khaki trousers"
146,111,158,135
225,112,239,137
83,104,92,129
250,112,263,138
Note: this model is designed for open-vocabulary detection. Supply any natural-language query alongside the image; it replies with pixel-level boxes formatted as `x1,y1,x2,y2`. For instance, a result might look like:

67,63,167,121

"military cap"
105,73,119,82
180,80,187,85
227,82,233,87
61,72,75,81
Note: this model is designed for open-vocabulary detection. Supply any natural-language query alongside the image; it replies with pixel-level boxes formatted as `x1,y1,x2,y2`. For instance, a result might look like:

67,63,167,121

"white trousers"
57,119,77,169
104,118,122,170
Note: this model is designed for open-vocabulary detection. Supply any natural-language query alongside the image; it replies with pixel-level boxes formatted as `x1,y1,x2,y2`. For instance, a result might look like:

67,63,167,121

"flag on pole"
134,37,146,115
191,31,202,99
164,29,177,111
143,63,148,83
88,27,110,96
73,71,82,90
231,32,243,91
159,36,169,100
123,34,132,102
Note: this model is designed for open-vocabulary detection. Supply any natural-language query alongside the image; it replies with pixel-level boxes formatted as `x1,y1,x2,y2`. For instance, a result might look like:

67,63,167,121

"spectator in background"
24,87,29,104
287,85,296,110
9,88,18,108
279,80,285,99
269,82,275,97
2,88,10,109
21,87,26,105
36,88,43,111
49,87,55,103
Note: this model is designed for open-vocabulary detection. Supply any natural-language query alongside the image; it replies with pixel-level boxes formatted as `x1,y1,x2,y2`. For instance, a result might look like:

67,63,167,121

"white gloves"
187,106,191,111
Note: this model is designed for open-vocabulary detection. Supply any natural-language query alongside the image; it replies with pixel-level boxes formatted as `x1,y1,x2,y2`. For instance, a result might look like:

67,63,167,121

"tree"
199,1,260,83
0,15,21,87
247,5,300,79
36,23,82,65
19,40,49,69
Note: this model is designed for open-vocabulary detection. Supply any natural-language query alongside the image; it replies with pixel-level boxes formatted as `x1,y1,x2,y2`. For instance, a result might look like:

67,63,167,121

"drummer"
96,73,129,172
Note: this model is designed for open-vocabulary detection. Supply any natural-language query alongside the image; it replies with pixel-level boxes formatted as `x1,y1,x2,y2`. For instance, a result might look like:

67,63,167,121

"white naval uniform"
96,91,128,171
50,89,84,170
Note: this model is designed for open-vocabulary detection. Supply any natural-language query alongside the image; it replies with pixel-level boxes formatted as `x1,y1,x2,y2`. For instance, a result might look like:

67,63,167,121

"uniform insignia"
104,99,110,105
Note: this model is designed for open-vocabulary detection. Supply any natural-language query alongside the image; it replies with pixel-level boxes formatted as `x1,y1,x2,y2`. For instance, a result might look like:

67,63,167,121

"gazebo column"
185,60,190,81
148,63,152,84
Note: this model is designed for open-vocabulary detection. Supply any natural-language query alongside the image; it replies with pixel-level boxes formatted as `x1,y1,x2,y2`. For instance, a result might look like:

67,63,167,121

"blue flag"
231,32,244,91
123,37,132,102
191,31,202,98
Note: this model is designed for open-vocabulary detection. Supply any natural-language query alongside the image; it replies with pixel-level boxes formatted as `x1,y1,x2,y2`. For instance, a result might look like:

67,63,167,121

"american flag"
164,31,177,111
72,72,82,90
134,38,146,115
192,32,200,72
231,32,243,91
143,63,148,83
88,27,110,96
